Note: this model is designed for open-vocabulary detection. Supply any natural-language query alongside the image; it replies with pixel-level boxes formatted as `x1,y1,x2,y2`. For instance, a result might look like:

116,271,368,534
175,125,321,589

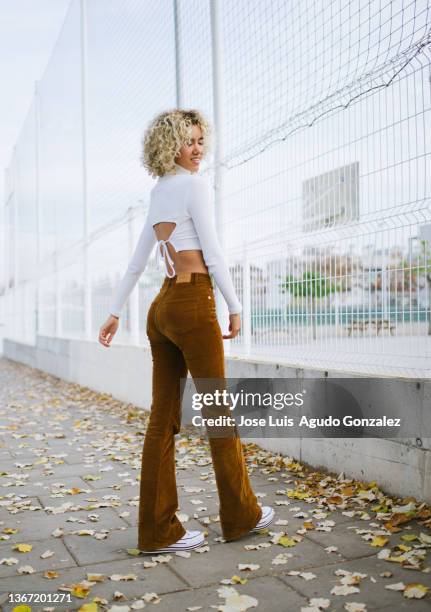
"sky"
0,0,71,283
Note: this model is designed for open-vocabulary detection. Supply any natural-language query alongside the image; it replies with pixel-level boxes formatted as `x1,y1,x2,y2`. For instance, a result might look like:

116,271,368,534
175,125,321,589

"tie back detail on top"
155,239,176,278
109,163,243,317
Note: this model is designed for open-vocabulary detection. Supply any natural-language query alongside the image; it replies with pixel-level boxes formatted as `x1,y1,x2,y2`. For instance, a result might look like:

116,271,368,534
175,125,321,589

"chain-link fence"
2,0,431,376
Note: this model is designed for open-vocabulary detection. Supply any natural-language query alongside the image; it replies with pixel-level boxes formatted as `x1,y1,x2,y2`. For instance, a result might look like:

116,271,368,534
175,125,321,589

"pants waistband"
162,272,212,287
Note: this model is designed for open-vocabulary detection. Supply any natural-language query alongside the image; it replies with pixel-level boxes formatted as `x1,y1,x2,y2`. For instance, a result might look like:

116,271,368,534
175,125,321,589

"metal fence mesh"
2,0,431,376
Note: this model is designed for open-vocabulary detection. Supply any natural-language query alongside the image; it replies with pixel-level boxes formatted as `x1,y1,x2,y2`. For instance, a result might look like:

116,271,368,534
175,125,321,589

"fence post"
128,207,140,345
34,80,41,338
80,0,91,340
174,0,183,107
334,290,339,331
243,242,251,356
2,170,8,340
55,252,61,337
12,147,18,340
210,0,230,350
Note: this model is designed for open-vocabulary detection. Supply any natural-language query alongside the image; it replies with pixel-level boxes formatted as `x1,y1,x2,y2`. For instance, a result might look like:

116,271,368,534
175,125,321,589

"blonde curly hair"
141,108,212,178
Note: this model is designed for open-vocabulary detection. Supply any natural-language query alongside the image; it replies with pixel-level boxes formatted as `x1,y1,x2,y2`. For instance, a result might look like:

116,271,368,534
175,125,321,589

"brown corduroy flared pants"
138,272,262,551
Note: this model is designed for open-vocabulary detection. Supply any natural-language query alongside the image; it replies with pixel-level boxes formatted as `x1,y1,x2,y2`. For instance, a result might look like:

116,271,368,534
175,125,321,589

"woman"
98,109,274,553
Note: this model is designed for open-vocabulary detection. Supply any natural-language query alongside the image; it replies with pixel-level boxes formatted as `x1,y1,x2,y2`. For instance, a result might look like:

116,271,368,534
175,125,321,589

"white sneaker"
139,530,205,554
251,506,275,532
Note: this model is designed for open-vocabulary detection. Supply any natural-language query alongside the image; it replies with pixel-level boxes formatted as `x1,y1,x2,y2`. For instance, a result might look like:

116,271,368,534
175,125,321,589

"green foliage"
279,271,341,299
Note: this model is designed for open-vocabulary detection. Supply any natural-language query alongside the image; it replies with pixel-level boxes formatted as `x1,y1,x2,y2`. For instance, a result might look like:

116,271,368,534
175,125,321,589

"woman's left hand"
222,313,241,339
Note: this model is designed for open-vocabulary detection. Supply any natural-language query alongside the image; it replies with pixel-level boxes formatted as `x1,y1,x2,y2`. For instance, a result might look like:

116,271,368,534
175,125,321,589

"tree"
279,271,341,340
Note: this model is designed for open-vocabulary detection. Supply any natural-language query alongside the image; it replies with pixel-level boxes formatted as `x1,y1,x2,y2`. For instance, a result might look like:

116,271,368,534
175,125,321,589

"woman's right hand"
98,315,119,348
222,313,241,339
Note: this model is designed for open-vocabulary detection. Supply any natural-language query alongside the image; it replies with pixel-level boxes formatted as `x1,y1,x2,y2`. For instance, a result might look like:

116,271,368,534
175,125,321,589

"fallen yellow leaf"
327,495,343,504
404,583,429,599
401,534,418,542
71,585,91,598
341,486,356,496
231,575,248,584
286,490,308,500
278,535,297,547
86,573,107,582
396,544,412,552
78,604,99,612
13,543,33,553
371,536,389,547
387,555,406,563
43,570,59,579
303,521,315,530
384,512,415,531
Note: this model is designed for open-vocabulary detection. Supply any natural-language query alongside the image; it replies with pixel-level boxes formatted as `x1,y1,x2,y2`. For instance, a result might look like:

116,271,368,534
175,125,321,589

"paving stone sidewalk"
0,357,430,612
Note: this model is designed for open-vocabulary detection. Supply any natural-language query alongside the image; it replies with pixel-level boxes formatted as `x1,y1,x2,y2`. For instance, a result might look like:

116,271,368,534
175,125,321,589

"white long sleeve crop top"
108,163,243,317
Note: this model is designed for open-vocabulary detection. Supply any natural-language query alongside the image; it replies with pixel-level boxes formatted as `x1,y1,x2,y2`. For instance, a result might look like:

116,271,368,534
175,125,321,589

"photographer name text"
191,414,402,428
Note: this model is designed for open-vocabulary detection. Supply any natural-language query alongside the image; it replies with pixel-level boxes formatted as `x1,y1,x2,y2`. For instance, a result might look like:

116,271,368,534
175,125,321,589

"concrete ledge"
3,336,430,503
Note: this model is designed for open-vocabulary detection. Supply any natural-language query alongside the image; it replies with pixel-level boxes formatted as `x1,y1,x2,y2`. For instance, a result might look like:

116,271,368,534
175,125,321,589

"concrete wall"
3,335,430,504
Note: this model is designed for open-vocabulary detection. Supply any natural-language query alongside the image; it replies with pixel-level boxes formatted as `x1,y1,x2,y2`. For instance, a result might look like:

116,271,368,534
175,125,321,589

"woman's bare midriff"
153,222,209,276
